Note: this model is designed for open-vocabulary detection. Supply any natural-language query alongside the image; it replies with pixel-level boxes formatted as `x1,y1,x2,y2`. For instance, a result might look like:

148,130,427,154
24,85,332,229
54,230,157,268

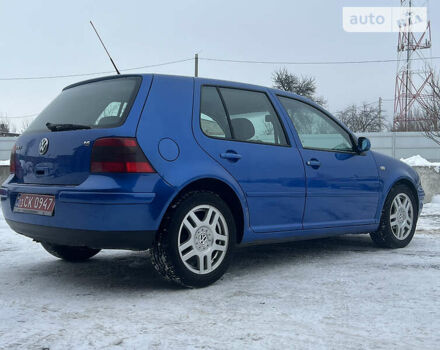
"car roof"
154,74,323,109
63,73,320,110
65,73,299,97
154,73,305,98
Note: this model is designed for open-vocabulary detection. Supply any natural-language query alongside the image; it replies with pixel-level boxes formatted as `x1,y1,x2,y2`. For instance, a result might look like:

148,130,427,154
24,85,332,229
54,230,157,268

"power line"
1,54,439,82
200,56,440,65
0,58,194,81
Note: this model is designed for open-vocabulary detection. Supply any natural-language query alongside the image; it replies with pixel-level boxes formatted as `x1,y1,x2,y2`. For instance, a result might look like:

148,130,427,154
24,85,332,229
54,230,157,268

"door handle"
306,158,321,169
220,151,242,161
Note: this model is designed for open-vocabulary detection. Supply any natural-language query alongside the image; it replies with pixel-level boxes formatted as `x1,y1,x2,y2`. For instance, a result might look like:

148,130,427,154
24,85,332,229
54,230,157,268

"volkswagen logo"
39,138,49,155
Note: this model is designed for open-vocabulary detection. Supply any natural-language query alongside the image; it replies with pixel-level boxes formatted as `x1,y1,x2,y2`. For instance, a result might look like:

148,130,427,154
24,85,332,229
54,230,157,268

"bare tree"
0,114,21,135
418,74,440,145
0,114,11,134
336,103,388,132
392,107,428,132
0,122,10,133
272,68,327,106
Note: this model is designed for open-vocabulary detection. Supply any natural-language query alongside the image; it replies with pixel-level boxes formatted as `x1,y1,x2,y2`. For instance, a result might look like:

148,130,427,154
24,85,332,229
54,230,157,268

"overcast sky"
0,0,439,130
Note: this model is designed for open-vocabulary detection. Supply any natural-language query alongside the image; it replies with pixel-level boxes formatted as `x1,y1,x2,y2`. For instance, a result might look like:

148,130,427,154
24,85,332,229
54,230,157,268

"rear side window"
220,88,288,146
200,86,288,146
25,77,141,133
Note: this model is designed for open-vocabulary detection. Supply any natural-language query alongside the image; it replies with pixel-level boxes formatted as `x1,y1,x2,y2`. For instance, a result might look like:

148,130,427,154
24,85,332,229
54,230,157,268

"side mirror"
357,137,371,153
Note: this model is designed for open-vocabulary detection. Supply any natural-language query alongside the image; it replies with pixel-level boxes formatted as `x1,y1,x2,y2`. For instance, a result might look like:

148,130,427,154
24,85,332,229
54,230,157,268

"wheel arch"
160,177,247,244
381,177,420,215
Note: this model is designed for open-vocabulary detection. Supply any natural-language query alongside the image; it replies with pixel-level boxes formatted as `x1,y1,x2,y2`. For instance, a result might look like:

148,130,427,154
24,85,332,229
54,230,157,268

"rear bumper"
6,219,155,250
1,174,175,249
58,191,155,204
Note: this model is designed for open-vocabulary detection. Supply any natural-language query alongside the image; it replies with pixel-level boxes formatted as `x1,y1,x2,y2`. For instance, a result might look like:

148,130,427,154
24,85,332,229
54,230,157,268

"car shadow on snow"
24,249,178,292
229,234,383,275
14,234,385,292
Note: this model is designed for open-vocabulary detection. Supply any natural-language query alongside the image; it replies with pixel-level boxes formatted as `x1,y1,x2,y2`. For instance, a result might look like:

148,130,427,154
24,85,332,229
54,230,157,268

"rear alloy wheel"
370,184,417,248
178,204,229,275
41,242,101,262
151,191,236,288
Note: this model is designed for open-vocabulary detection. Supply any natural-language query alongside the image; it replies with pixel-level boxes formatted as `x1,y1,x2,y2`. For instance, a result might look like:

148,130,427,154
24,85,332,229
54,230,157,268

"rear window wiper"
46,122,91,132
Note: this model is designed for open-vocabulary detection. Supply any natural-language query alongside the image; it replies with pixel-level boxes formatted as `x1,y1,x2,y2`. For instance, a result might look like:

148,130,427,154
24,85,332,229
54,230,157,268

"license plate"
14,193,55,216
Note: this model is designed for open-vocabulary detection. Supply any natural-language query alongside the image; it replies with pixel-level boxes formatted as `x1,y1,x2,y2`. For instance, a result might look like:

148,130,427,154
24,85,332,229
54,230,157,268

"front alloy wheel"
389,193,414,241
370,184,417,248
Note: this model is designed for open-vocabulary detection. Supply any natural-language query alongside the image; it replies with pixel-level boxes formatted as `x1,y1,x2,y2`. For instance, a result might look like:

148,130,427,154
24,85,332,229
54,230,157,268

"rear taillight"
10,144,16,174
90,138,155,173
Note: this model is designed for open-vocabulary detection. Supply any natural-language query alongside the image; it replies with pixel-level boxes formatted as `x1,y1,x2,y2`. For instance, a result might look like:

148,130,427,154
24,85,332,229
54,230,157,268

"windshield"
25,76,141,133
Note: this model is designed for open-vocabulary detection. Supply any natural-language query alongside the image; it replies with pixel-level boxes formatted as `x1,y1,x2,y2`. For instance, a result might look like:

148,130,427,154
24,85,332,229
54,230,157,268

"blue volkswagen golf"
1,74,424,287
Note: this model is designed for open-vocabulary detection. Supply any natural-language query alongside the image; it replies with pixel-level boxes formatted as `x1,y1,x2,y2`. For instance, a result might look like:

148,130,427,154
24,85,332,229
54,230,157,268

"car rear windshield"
25,76,142,133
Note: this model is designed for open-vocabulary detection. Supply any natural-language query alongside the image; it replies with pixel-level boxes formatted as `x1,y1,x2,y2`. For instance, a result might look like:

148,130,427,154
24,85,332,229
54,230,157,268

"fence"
0,137,17,161
359,132,440,162
0,132,438,161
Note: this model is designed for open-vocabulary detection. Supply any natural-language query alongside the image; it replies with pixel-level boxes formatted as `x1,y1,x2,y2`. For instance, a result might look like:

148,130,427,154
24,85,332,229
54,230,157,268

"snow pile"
400,155,440,173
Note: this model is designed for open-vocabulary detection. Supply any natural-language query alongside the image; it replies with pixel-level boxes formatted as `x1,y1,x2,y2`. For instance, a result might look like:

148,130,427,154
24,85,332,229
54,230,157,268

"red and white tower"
393,0,434,131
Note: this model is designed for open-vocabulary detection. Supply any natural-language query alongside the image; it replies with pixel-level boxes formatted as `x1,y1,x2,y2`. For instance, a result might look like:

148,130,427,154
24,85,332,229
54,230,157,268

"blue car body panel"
370,151,424,217
192,78,306,234
271,91,381,229
14,76,153,185
136,75,250,233
1,74,424,249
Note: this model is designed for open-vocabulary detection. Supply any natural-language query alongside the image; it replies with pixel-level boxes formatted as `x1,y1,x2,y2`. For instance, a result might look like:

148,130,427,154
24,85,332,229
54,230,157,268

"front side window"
219,88,288,146
25,77,141,133
278,96,353,152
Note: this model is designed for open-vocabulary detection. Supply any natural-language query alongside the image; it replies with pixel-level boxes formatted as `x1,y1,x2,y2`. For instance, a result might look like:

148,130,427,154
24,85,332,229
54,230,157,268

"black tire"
151,190,236,288
370,184,418,249
41,242,101,262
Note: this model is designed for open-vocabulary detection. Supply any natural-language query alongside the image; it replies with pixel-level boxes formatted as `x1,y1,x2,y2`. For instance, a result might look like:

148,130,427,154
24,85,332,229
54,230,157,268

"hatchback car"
1,74,424,287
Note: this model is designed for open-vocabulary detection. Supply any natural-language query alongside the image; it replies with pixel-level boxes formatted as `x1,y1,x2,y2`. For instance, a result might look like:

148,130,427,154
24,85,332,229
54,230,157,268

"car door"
277,96,381,229
193,82,306,233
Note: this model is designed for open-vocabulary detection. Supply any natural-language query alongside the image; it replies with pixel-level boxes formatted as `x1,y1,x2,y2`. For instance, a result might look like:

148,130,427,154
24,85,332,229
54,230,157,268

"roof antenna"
89,20,121,75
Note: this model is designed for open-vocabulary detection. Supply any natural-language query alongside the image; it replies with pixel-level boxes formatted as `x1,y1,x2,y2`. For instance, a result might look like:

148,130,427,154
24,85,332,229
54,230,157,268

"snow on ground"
417,195,440,233
400,155,440,173
0,210,439,350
